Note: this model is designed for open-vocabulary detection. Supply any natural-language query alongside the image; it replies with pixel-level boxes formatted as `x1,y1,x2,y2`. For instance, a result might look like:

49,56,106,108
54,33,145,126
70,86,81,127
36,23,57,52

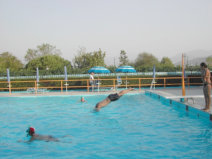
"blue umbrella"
64,66,69,92
35,67,39,93
7,68,11,94
7,68,10,82
64,66,68,81
116,66,136,88
36,67,39,83
115,66,136,73
153,65,156,78
150,65,156,90
88,66,110,92
88,66,110,74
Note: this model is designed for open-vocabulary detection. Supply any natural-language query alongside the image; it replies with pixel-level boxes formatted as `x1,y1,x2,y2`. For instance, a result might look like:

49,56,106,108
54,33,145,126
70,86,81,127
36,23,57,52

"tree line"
0,43,212,76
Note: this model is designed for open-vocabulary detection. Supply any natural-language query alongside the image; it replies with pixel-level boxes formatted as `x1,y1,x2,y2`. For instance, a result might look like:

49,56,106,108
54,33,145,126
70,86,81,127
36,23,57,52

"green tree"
119,50,129,66
0,52,23,73
25,55,72,75
206,56,212,68
159,57,175,71
73,47,89,70
25,43,61,62
134,52,159,72
73,48,106,73
107,65,116,73
24,49,38,62
89,49,106,67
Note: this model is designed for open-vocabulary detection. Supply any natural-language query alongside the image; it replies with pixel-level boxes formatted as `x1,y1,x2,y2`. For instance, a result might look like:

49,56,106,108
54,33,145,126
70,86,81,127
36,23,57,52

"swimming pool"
0,93,212,159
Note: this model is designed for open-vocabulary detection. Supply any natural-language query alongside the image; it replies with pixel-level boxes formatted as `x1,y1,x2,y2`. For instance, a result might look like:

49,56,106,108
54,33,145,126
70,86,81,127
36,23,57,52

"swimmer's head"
81,97,85,102
26,127,35,136
95,103,100,111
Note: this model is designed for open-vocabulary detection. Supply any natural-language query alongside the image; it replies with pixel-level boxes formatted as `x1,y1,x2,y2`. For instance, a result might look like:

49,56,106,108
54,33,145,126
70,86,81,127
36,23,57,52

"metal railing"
0,71,201,80
0,76,203,95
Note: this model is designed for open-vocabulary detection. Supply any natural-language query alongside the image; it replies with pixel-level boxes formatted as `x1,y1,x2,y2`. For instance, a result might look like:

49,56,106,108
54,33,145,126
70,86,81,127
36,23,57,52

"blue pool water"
0,94,212,159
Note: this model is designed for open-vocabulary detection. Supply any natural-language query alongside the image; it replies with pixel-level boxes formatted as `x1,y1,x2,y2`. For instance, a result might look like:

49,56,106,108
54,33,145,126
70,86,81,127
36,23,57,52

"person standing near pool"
200,62,211,112
89,72,95,92
95,88,134,111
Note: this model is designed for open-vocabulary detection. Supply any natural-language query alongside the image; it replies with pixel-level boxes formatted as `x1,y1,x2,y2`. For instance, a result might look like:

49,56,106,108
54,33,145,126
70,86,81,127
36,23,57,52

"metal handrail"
0,76,204,95
0,71,202,80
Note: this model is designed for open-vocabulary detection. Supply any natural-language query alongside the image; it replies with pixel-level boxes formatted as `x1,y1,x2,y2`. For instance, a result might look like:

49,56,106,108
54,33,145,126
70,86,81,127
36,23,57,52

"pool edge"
145,90,212,121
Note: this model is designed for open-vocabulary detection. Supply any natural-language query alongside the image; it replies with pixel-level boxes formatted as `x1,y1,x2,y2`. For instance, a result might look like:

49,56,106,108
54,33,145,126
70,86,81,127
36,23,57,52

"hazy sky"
0,0,212,65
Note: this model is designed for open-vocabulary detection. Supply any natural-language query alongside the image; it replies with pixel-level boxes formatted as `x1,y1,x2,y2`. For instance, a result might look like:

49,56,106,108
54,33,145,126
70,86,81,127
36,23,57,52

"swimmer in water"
81,97,86,102
95,88,134,111
26,127,59,142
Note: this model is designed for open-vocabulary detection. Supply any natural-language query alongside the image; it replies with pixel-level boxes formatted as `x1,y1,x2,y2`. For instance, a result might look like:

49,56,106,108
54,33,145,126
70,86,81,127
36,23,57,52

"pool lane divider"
145,90,212,121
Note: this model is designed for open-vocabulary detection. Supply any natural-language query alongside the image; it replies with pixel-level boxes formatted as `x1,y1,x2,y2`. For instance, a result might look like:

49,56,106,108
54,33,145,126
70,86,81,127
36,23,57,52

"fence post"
139,78,141,90
35,81,37,94
188,77,190,88
164,78,166,88
87,80,89,92
61,80,63,92
113,79,116,90
8,82,11,95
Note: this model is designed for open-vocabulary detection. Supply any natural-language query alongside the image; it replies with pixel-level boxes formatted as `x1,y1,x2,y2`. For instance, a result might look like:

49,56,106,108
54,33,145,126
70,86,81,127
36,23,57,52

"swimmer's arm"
205,69,210,77
201,69,207,82
203,69,210,83
95,98,111,111
201,69,206,79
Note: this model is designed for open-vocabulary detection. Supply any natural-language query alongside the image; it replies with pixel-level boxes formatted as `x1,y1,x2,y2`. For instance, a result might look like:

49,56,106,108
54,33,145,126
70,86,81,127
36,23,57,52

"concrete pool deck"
149,86,208,110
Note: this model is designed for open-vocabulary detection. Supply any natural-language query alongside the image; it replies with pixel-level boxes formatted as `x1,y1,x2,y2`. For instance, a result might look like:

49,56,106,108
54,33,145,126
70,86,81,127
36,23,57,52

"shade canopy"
115,66,136,73
153,65,156,78
64,66,68,81
7,68,10,82
36,67,39,82
88,66,110,74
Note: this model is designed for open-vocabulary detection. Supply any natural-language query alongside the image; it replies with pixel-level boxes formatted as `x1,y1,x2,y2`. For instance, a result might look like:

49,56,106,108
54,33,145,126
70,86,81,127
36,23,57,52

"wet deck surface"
149,86,208,110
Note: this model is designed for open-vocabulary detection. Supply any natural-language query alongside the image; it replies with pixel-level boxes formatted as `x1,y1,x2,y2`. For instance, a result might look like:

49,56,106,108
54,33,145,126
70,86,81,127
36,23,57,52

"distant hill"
171,50,212,66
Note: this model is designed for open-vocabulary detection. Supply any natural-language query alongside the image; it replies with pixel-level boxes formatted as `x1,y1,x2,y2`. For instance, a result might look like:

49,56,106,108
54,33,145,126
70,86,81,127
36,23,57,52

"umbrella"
115,66,136,88
7,68,11,94
88,66,110,74
88,66,111,92
64,66,68,92
64,66,68,81
36,68,39,93
153,65,156,78
115,66,136,73
7,68,10,82
36,67,39,83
